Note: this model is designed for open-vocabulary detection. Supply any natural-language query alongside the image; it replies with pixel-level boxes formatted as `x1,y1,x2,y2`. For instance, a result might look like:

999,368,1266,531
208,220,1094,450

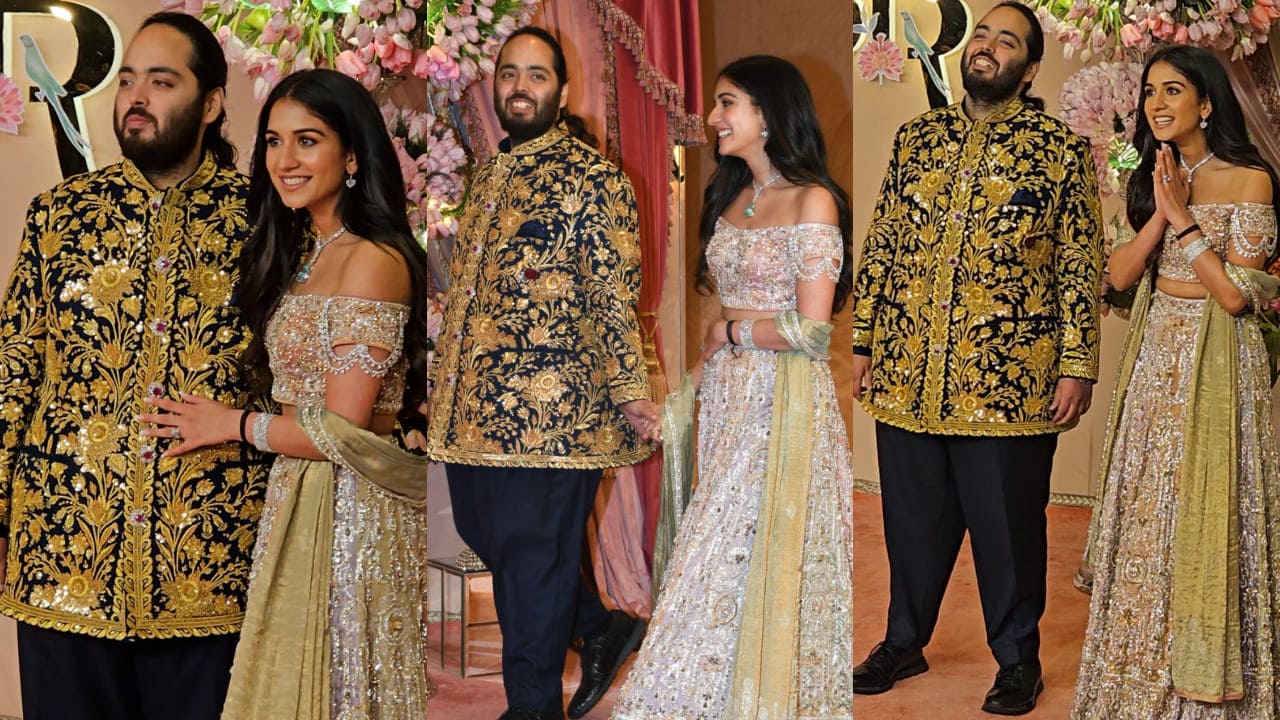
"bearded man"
426,25,658,720
847,2,1103,715
0,13,270,719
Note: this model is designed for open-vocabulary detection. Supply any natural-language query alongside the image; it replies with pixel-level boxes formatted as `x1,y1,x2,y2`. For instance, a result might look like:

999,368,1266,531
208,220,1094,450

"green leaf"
311,0,354,12
1108,142,1140,172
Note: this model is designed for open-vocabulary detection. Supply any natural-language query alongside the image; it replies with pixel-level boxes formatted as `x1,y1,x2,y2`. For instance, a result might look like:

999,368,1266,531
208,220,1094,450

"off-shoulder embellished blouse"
707,219,844,312
265,294,409,414
1159,202,1277,282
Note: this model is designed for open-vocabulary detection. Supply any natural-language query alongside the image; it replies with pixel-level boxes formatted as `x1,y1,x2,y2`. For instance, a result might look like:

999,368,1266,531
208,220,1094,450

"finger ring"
171,427,181,439
1162,174,1172,183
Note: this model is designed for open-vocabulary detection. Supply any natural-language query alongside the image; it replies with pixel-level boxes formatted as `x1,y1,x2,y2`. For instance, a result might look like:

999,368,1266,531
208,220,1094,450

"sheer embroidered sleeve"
321,297,409,378
1230,203,1277,261
793,223,843,283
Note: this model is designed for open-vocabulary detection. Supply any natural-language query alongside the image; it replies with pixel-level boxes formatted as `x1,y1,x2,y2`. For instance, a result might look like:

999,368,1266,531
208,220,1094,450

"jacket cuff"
850,327,873,350
611,382,652,407
1058,359,1098,382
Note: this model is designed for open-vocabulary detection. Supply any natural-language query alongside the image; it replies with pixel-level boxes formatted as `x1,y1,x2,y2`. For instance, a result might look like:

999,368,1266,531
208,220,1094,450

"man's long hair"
140,12,236,168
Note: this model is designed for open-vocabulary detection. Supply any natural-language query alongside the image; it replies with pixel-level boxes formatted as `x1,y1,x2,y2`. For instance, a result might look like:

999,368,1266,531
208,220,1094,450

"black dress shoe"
851,641,929,694
981,660,1044,715
498,706,564,720
566,610,646,719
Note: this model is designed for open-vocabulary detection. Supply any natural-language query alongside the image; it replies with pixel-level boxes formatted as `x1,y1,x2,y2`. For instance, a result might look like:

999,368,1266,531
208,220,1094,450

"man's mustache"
123,107,158,125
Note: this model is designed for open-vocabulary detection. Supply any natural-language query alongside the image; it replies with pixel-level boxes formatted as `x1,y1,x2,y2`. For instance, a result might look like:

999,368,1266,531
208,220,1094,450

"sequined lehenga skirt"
223,439,433,720
1072,292,1280,719
611,347,854,719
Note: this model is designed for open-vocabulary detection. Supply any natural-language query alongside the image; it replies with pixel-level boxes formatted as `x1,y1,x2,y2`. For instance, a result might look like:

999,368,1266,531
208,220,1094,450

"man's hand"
620,399,661,445
0,537,7,592
1051,377,1094,426
851,354,872,401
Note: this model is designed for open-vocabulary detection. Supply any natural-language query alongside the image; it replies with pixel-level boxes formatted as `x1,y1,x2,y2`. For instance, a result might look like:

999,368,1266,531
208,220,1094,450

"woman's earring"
761,128,769,140
1199,116,1209,130
345,173,357,188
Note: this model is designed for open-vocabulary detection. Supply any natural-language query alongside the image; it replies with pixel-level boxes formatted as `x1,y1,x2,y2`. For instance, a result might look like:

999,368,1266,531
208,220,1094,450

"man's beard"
961,52,1029,106
495,90,560,145
115,98,205,175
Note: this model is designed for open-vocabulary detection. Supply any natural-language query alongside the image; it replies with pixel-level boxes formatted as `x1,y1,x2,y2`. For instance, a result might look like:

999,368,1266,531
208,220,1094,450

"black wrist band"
725,320,737,346
1175,223,1202,240
239,409,252,443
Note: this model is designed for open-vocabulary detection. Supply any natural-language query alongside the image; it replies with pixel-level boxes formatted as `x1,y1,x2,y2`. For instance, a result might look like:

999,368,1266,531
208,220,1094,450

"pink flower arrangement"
1058,61,1143,195
0,74,24,135
168,0,537,104
858,34,905,85
382,102,469,241
1256,292,1280,383
1030,0,1280,60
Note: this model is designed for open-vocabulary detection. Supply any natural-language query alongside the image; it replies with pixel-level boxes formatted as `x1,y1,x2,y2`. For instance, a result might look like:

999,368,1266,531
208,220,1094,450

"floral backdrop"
1031,0,1280,61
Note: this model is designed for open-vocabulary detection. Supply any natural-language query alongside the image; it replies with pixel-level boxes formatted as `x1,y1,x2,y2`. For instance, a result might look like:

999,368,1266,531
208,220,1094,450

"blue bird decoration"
20,34,93,163
900,11,952,103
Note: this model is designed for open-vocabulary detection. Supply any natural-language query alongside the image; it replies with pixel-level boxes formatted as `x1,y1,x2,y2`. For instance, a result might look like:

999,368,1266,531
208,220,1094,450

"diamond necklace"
744,173,782,218
294,226,347,283
1180,151,1215,184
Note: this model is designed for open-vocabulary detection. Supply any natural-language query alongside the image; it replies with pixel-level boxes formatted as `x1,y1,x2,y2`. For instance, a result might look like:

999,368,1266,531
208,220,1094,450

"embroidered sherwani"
851,99,1104,434
426,124,652,467
0,155,271,639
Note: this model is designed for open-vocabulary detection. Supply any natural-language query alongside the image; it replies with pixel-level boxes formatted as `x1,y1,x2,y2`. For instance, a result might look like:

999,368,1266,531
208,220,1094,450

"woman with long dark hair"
1072,45,1280,718
138,68,434,718
610,55,854,719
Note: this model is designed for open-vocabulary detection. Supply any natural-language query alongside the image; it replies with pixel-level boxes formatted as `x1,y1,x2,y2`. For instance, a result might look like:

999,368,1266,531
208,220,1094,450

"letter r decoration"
1,1,121,178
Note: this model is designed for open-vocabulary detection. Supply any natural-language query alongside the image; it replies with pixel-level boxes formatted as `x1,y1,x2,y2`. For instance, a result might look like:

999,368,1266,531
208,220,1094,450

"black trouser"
446,463,609,714
17,622,238,720
875,422,1057,667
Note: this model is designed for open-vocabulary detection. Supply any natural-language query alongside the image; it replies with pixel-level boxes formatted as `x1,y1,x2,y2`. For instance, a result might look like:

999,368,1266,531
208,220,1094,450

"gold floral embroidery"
427,125,652,468
0,155,271,639
851,100,1103,436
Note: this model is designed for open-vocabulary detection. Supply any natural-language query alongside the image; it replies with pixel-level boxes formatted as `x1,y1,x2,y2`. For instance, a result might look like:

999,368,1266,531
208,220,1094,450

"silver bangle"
251,412,275,453
1181,236,1212,264
739,319,756,349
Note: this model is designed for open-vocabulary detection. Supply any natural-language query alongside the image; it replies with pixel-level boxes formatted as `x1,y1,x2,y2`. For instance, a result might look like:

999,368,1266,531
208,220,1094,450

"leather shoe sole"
851,653,929,695
981,677,1044,716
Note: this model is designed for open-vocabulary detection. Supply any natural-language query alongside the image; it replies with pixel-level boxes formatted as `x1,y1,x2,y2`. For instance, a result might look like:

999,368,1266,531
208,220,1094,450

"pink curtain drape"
459,0,703,618
586,0,703,599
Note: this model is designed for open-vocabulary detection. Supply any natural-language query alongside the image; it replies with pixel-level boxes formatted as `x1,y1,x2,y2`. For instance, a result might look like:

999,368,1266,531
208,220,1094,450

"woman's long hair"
239,68,434,422
695,55,854,312
1127,44,1280,256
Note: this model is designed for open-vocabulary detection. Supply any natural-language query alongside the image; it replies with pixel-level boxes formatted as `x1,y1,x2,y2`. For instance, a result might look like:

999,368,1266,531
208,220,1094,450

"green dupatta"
1172,266,1280,702
654,311,833,718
